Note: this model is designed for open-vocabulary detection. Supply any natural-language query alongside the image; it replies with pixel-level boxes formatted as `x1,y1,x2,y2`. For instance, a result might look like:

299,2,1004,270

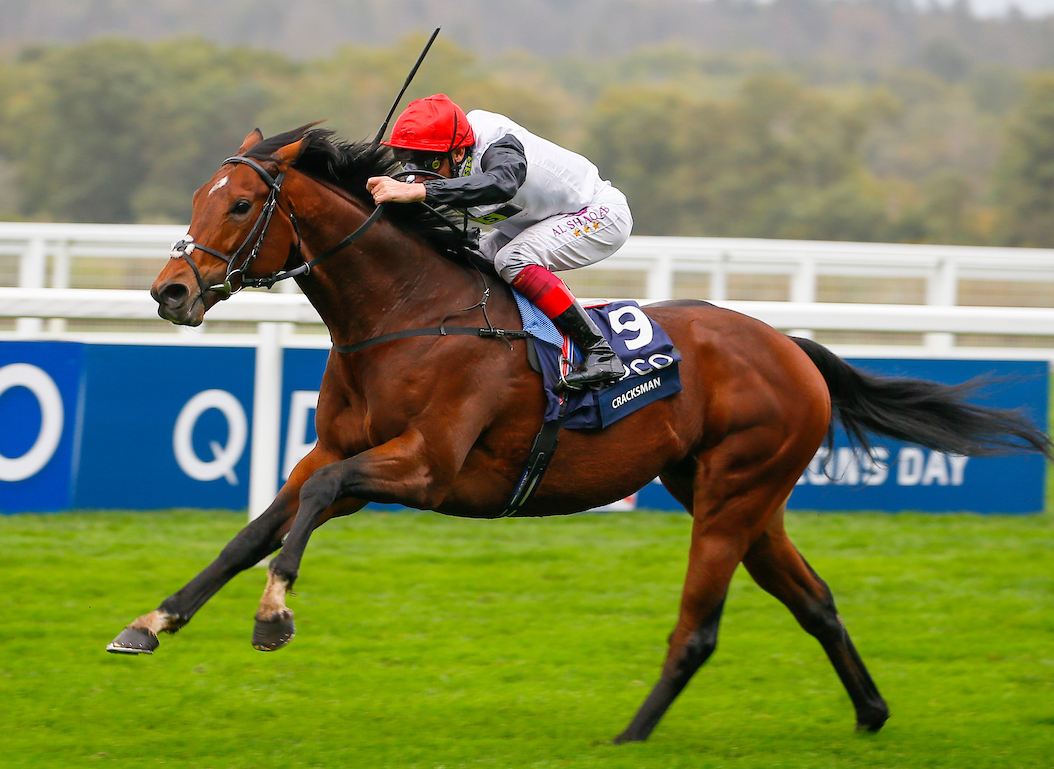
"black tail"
791,337,1053,460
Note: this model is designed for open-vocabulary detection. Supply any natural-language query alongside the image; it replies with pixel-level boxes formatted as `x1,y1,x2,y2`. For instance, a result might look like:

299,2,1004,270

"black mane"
245,124,477,262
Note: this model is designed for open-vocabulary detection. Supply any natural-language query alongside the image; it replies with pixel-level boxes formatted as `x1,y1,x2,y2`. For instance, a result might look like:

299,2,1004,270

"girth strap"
496,398,569,518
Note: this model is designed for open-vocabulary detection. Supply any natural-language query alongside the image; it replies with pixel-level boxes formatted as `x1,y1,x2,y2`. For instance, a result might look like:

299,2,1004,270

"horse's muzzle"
151,279,204,326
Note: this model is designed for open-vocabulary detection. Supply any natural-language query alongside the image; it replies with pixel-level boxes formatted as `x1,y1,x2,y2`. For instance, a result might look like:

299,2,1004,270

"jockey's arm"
422,134,527,207
367,134,527,207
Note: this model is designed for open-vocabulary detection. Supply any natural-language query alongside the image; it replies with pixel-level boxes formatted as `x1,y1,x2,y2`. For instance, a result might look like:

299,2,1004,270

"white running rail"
5,222,1054,307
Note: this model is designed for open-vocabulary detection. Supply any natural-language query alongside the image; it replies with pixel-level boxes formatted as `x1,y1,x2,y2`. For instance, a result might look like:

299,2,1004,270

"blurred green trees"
0,35,1052,248
993,74,1054,247
588,75,896,241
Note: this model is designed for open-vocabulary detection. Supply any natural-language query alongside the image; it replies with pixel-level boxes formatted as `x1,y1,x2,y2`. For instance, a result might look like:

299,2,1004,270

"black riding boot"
554,300,626,390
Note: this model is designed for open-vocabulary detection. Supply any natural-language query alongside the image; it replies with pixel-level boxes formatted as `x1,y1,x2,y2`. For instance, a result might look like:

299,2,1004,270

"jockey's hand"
366,176,427,205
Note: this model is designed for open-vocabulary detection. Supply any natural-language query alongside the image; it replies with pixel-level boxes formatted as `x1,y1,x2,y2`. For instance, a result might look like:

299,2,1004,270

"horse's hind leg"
615,427,822,744
614,486,750,743
742,505,889,732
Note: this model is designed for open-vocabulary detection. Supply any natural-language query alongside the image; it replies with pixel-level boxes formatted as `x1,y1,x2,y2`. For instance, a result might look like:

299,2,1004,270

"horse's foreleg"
254,430,443,651
249,445,373,652
108,446,338,655
251,493,365,651
106,491,299,654
614,522,745,743
742,507,889,732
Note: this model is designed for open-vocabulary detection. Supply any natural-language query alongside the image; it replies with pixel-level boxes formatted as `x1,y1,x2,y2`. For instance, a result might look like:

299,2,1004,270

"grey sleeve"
422,134,528,208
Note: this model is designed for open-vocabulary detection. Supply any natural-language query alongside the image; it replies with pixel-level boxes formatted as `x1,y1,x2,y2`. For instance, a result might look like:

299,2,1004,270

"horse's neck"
290,180,483,346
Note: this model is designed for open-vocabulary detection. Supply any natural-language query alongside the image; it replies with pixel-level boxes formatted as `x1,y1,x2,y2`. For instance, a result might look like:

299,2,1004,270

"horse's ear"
276,137,309,166
236,128,264,155
276,121,325,166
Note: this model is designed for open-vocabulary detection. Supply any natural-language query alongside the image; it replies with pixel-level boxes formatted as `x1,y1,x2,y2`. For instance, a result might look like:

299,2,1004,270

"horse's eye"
231,200,252,216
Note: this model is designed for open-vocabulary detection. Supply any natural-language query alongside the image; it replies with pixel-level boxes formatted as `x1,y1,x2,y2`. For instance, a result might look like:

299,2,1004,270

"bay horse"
109,125,1051,743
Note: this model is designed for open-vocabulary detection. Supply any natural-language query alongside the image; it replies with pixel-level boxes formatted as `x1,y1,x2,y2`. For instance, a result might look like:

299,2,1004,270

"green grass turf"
1,509,1052,768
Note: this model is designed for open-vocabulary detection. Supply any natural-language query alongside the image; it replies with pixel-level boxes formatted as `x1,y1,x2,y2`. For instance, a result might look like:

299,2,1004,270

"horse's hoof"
252,612,295,652
856,707,890,733
106,627,159,655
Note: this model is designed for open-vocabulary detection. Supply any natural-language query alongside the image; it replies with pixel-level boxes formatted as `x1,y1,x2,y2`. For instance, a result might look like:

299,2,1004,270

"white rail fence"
4,222,1054,350
7,223,1054,299
5,287,1054,344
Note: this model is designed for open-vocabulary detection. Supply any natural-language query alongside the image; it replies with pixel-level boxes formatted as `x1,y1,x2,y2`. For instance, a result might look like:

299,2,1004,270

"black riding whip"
372,27,442,147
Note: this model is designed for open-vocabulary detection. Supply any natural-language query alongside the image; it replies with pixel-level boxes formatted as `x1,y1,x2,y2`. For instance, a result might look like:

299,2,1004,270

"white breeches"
478,185,633,283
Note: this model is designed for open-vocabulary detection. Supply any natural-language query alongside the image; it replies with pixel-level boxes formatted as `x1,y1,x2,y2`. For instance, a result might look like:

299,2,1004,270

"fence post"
790,256,817,339
645,253,674,303
925,258,957,352
710,251,729,302
248,322,283,521
17,237,47,335
47,240,70,334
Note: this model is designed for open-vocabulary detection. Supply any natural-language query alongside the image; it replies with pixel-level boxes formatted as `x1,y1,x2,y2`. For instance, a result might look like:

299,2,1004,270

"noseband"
170,155,386,300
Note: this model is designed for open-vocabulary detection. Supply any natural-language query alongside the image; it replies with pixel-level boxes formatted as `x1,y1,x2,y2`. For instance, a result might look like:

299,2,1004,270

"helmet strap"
450,149,471,178
449,112,459,153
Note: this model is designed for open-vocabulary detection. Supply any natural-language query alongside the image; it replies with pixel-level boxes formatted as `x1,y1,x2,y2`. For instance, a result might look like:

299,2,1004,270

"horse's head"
151,128,308,326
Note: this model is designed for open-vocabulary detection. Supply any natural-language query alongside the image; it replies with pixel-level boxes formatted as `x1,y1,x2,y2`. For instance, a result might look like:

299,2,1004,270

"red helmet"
384,94,475,153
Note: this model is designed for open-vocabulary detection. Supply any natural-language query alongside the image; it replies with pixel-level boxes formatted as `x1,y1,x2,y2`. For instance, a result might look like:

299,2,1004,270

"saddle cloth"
512,291,682,429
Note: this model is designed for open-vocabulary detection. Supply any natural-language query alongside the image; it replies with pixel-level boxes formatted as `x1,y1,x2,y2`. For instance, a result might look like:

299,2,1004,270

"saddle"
513,292,682,429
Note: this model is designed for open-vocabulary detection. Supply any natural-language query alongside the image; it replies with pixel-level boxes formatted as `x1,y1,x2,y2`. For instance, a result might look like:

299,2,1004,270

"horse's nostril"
157,282,190,308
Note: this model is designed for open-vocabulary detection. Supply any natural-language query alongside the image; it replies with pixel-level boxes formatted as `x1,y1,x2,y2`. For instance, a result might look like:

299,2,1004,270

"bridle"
169,155,386,300
169,154,483,333
171,152,518,346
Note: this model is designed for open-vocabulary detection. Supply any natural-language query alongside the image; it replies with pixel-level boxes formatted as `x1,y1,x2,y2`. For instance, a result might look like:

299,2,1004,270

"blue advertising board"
0,341,1048,515
636,358,1049,514
278,347,328,483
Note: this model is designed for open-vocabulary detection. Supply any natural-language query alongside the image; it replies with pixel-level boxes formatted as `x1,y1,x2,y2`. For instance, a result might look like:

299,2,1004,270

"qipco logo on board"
173,389,248,485
0,363,65,482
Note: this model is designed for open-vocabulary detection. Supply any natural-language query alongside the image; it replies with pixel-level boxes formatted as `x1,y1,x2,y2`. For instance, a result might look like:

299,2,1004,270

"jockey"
366,93,632,390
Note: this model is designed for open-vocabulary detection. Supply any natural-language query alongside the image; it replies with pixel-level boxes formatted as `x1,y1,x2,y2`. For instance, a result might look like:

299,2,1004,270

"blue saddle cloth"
512,291,682,429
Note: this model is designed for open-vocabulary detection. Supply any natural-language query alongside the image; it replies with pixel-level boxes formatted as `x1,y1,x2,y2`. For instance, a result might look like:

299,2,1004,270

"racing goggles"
392,148,447,173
